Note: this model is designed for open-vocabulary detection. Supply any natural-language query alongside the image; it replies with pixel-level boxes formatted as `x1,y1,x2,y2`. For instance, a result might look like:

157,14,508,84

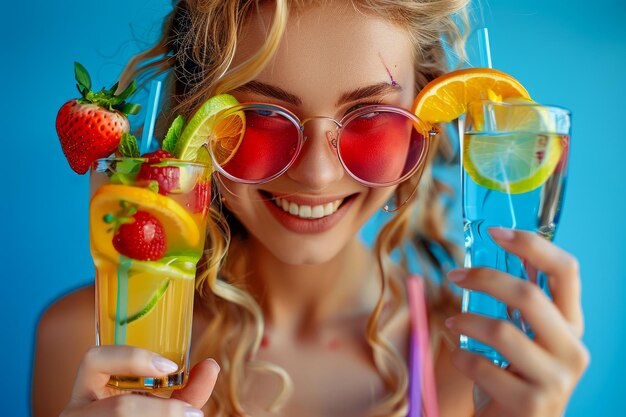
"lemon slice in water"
463,99,564,194
463,132,563,194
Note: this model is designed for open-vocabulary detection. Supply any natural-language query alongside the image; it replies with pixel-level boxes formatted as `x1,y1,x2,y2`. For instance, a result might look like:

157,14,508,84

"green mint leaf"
110,172,135,185
117,103,142,115
118,133,140,157
74,62,92,91
162,115,185,154
116,159,142,174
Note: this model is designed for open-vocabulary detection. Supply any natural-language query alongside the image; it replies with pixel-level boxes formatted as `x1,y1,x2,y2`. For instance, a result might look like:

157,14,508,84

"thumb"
171,359,220,409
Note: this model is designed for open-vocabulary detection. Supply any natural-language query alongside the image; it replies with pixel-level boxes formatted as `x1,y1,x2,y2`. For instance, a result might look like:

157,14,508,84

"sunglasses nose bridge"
300,116,342,148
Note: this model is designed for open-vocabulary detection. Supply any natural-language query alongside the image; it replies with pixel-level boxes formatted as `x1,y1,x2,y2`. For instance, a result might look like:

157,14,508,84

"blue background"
3,0,624,415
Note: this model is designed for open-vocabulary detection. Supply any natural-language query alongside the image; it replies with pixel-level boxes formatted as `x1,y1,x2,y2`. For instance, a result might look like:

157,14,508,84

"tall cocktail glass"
460,100,571,367
90,157,210,390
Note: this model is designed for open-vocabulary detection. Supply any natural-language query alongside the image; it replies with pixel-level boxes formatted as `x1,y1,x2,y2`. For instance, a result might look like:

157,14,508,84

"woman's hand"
60,346,220,417
445,228,589,417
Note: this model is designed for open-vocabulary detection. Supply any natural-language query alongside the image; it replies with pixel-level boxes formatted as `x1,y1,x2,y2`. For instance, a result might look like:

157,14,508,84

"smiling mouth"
259,191,354,219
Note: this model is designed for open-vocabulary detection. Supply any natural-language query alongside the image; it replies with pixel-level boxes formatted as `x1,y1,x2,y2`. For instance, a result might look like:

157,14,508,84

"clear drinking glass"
460,100,571,366
90,157,211,390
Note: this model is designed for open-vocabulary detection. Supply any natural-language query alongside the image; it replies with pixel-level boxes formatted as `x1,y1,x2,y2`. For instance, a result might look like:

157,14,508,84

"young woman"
33,1,588,416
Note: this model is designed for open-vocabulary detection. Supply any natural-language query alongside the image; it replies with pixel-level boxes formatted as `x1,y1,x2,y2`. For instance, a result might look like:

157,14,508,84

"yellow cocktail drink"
90,156,210,390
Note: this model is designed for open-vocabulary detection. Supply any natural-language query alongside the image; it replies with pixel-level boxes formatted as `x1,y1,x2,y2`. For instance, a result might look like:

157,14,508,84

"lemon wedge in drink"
463,131,564,194
463,98,564,194
175,94,244,163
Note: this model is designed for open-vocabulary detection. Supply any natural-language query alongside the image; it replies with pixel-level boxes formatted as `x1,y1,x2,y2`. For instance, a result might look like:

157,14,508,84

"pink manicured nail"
184,407,204,417
488,228,515,241
208,358,221,372
152,356,178,373
447,269,468,282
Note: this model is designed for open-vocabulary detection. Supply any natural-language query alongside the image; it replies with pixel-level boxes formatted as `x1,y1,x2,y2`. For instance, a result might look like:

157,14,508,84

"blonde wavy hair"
119,1,469,415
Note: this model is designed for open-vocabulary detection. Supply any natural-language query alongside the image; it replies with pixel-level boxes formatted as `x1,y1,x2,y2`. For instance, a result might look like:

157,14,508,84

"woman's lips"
260,191,356,234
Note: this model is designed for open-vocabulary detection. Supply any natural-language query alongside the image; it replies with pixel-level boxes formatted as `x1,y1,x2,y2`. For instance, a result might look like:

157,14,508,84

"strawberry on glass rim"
56,62,141,174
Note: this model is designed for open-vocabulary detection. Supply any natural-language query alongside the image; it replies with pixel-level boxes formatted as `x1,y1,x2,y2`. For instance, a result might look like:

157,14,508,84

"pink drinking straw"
408,276,439,417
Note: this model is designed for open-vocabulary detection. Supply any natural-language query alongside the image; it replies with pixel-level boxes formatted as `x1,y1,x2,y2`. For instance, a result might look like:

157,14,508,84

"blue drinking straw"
457,26,493,150
140,80,163,154
476,27,492,68
114,256,131,345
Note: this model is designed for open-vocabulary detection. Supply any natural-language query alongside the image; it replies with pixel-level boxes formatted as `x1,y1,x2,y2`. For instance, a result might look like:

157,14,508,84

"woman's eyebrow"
233,80,401,107
233,81,302,106
336,82,402,106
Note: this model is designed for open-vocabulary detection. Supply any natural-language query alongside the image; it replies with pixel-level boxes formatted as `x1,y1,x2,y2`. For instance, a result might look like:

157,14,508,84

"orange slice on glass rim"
411,68,531,124
412,68,563,194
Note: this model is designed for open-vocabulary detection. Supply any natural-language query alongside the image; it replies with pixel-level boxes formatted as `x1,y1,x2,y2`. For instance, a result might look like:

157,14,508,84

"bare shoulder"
435,341,474,417
36,285,95,348
32,285,96,417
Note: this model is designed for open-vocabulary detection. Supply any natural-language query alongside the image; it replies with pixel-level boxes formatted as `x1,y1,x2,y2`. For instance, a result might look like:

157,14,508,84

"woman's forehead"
233,1,416,107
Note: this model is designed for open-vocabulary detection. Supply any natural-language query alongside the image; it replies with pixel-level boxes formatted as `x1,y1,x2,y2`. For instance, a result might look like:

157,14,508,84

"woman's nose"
286,122,344,190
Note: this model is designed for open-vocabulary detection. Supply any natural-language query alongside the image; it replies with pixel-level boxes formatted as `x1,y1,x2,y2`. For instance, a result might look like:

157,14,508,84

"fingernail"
445,317,455,328
488,227,515,241
447,269,468,282
208,358,221,372
152,356,178,373
184,407,204,417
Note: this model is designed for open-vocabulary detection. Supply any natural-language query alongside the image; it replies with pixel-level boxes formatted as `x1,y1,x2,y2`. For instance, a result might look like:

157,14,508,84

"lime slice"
463,99,563,194
463,132,563,194
117,272,170,325
108,258,196,325
129,256,199,278
175,94,240,162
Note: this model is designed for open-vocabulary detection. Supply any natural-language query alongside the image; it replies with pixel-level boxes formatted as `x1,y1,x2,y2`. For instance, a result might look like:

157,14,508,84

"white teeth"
273,196,344,219
299,205,312,218
311,205,324,219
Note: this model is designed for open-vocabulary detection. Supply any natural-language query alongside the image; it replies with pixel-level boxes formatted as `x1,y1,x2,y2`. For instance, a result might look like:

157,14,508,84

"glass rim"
471,99,571,115
91,156,210,169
